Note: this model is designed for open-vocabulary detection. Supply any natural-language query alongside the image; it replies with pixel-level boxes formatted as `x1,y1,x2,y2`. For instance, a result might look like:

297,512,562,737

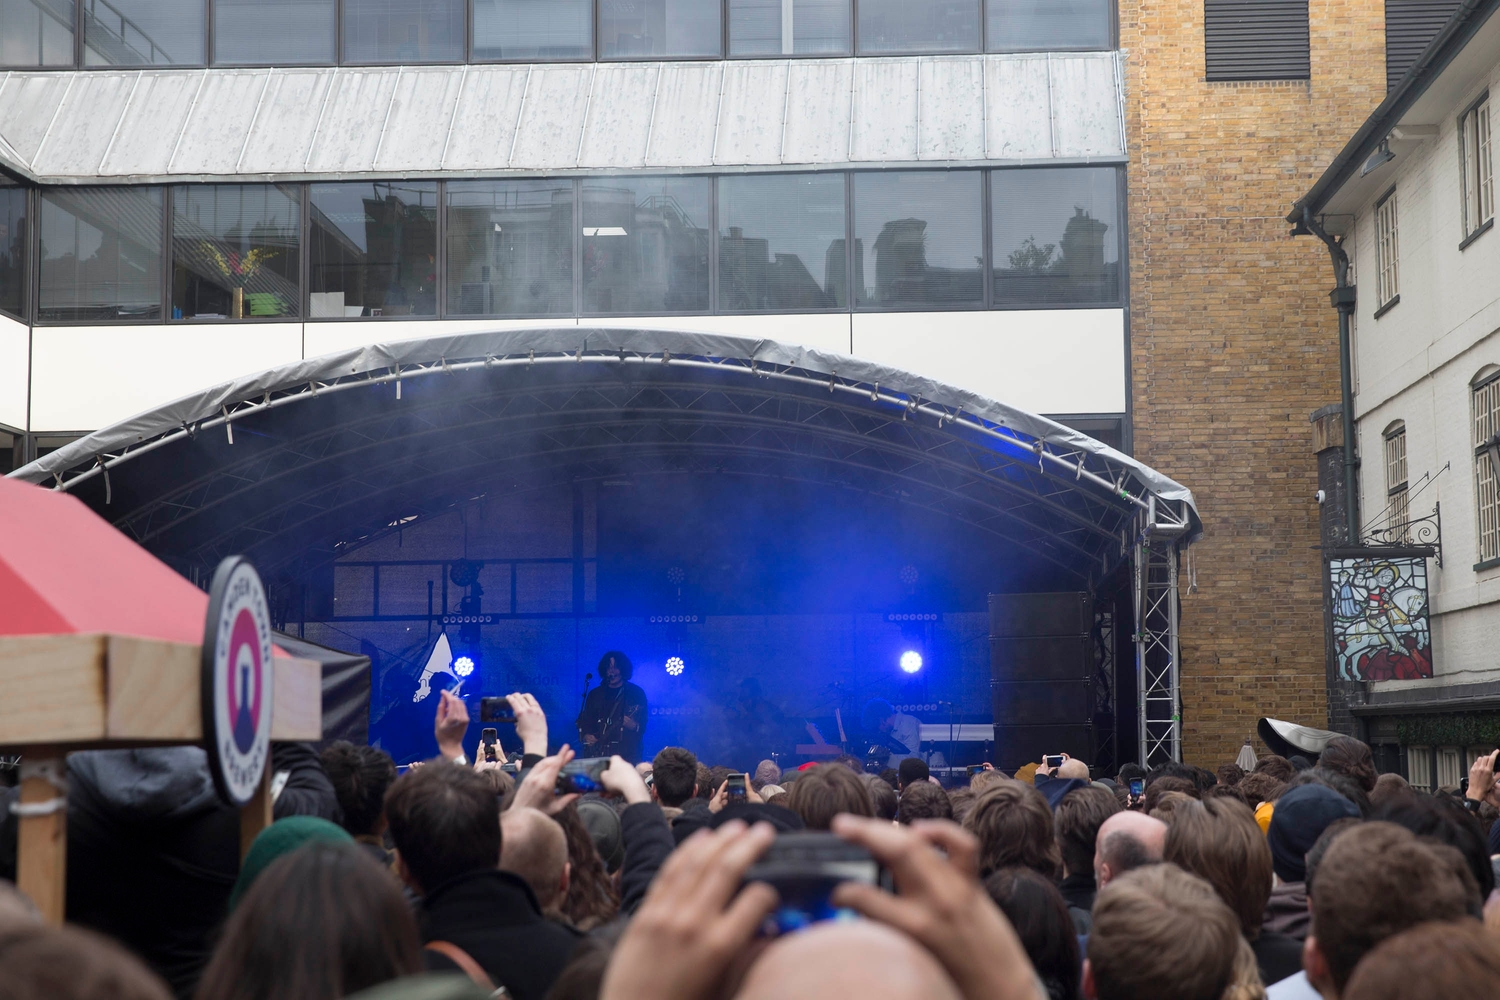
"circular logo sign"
202,557,274,806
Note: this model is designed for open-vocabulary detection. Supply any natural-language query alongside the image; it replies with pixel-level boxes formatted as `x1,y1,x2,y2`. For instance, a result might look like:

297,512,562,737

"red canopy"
0,476,209,643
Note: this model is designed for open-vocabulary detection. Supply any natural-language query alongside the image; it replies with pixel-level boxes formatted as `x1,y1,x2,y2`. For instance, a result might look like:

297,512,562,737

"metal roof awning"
9,327,1198,588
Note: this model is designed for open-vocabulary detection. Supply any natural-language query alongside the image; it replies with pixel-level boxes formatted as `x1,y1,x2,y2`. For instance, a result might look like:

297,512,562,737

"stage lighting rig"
665,656,686,676
452,656,476,678
899,650,923,674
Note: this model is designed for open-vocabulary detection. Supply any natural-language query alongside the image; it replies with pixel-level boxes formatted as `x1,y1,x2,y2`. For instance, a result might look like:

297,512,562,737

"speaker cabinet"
988,593,1095,771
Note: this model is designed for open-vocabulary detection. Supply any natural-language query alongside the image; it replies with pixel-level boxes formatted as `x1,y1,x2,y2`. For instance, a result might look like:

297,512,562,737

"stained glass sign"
1329,555,1432,682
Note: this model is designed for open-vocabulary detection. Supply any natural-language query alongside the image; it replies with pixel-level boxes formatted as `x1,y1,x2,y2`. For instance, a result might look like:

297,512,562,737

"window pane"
173,185,300,320
0,185,25,318
853,171,981,308
343,0,464,63
83,0,203,66
986,0,1111,51
473,0,592,60
719,173,846,311
990,167,1119,306
856,0,979,54
581,177,708,314
0,0,74,66
728,0,851,55
309,182,437,318
447,180,574,317
39,187,162,321
600,0,721,58
214,0,335,65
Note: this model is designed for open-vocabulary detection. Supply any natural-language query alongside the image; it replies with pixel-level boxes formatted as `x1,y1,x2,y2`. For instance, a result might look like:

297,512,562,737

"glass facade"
856,0,980,54
0,0,73,66
582,176,710,314
82,0,204,66
718,173,846,310
599,0,722,58
39,187,162,321
309,182,438,318
853,171,982,308
447,180,574,317
172,184,300,320
986,0,1112,52
728,0,850,55
990,166,1118,306
342,0,464,63
214,0,337,65
473,0,592,60
0,184,25,319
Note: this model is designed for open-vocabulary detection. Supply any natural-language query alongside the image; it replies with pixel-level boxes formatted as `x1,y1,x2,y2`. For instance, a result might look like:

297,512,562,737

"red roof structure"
0,476,209,642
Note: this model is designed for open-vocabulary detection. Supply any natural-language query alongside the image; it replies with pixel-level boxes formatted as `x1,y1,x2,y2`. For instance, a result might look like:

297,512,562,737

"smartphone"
1044,754,1064,769
480,697,517,724
726,773,748,801
481,727,499,763
745,832,892,935
1129,777,1145,798
556,758,611,795
967,764,986,778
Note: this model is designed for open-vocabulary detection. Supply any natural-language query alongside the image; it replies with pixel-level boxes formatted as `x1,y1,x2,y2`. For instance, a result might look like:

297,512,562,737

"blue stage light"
665,656,686,676
452,656,475,677
899,650,923,674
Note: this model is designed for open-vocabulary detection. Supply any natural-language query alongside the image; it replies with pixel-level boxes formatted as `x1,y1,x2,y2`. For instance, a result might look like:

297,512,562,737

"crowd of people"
3,688,1500,1000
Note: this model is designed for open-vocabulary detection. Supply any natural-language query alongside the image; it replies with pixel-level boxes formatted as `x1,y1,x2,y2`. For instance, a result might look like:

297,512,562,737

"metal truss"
1093,607,1118,776
51,355,1166,585
1133,496,1189,766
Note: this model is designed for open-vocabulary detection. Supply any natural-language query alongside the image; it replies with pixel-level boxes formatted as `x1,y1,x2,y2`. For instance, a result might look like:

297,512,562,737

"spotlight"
452,656,475,678
665,656,685,676
899,650,923,674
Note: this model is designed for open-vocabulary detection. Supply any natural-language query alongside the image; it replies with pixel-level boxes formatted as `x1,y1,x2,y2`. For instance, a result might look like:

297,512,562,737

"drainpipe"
1302,206,1360,544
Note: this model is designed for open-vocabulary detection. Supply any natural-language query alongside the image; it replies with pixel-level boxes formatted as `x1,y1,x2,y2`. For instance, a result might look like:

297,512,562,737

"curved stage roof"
9,328,1198,588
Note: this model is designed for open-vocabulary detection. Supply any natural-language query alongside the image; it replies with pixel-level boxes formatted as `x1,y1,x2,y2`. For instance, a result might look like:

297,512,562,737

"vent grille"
1204,0,1311,82
1386,0,1464,91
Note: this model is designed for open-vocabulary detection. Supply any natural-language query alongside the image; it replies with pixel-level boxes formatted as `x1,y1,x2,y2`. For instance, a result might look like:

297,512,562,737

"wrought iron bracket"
1362,503,1442,568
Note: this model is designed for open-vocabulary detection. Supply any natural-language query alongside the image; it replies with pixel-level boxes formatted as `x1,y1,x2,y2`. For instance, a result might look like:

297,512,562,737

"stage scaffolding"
1133,494,1191,766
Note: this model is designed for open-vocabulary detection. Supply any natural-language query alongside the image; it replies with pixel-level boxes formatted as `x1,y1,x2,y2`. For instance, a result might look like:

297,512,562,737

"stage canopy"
9,328,1199,590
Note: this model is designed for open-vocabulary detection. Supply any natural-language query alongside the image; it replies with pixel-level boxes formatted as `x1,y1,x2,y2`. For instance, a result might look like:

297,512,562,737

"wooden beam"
107,636,201,741
270,656,322,741
15,756,67,926
240,762,272,861
0,635,106,745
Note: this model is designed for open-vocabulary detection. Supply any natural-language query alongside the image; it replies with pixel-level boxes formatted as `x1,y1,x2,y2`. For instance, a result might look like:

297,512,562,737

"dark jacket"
1032,774,1091,810
420,868,582,1000
1252,929,1306,987
1262,880,1311,941
1058,872,1096,934
618,802,675,916
670,799,716,844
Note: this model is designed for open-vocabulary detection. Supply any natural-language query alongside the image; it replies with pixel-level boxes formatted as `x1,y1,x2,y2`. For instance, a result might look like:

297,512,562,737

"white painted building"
0,0,1132,471
1295,1,1500,783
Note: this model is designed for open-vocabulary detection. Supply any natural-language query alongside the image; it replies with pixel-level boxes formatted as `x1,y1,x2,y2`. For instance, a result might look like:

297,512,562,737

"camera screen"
746,833,885,935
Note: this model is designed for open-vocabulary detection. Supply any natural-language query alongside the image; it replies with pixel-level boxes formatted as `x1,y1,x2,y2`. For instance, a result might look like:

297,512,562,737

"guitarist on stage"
576,650,648,763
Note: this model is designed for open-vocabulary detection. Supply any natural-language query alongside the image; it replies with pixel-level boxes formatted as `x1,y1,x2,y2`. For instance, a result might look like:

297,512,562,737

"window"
600,0,721,59
0,0,74,66
214,0,336,65
446,180,574,317
343,0,464,63
0,183,26,320
309,182,437,318
1437,747,1464,789
986,0,1112,52
1460,95,1493,240
38,187,163,321
1384,422,1409,539
718,173,846,311
1475,371,1500,563
728,0,851,55
853,171,983,308
990,167,1119,306
172,185,300,320
1406,745,1433,790
1375,190,1399,308
82,0,204,66
583,176,709,314
857,0,980,54
473,0,592,60
1203,0,1310,82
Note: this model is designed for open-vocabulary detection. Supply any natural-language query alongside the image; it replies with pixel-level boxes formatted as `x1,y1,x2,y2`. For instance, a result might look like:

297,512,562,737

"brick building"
1120,0,1390,762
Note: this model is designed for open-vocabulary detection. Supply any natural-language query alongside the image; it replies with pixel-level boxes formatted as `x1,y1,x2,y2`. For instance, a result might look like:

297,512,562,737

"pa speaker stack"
988,592,1094,771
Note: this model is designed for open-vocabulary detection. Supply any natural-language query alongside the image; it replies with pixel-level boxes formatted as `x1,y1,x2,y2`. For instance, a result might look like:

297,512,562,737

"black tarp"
274,632,371,747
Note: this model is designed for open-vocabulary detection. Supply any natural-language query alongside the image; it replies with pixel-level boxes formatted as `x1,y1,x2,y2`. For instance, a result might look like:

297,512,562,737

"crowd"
3,688,1500,1000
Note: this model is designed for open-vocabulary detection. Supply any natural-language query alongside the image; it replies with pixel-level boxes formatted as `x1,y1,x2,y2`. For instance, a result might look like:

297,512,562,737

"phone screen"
726,773,748,800
967,764,985,777
481,728,498,762
1045,755,1064,769
1129,778,1144,797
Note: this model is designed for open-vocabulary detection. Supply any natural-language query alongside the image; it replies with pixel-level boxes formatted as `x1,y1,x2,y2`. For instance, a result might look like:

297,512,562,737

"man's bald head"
499,807,569,910
1095,811,1168,889
735,920,961,1000
1058,758,1090,781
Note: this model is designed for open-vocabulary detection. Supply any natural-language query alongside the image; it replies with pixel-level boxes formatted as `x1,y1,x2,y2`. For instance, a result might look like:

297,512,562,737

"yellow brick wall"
1120,0,1388,764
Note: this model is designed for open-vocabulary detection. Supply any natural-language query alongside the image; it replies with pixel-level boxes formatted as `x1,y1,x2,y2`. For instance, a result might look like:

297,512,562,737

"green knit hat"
230,816,354,910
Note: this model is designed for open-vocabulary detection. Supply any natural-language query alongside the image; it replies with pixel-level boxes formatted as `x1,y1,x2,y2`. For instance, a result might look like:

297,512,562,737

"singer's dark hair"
597,651,633,682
